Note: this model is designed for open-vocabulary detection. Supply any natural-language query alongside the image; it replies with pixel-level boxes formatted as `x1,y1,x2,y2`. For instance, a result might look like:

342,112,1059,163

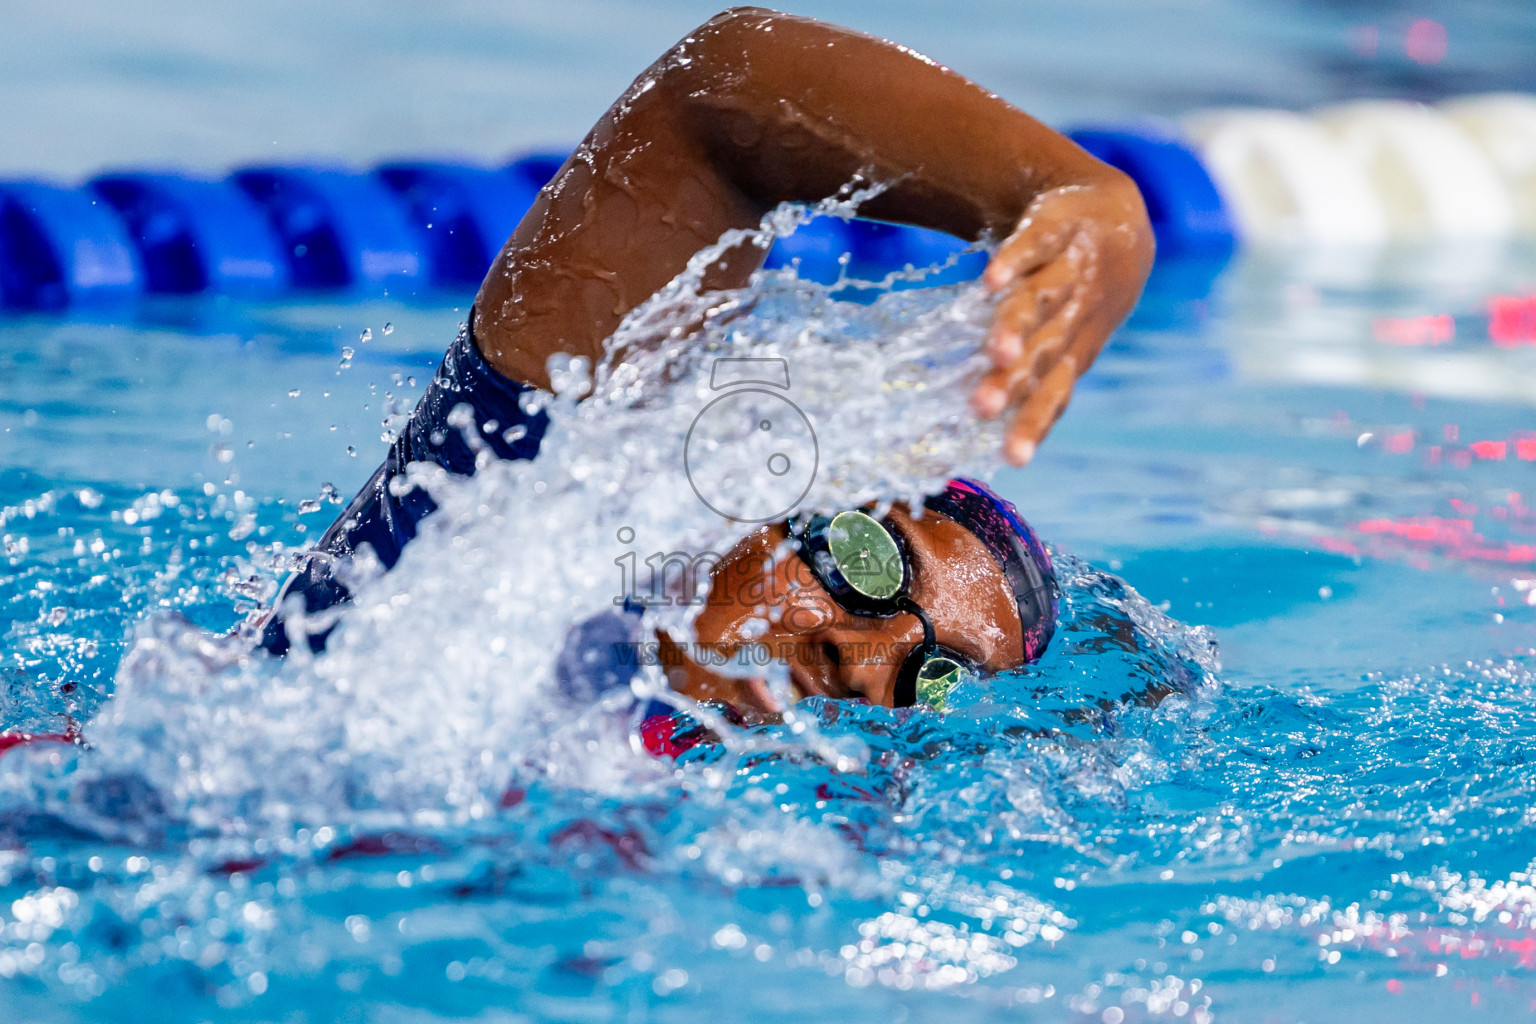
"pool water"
5,224,1536,1023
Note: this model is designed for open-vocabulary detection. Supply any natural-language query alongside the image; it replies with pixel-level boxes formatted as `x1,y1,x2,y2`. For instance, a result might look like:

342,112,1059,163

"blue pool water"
8,3,1536,1022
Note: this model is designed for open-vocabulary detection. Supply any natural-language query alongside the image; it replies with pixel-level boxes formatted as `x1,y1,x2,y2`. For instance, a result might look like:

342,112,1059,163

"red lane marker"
1489,295,1536,347
1357,516,1473,543
1405,18,1447,64
1495,936,1536,968
1373,314,1453,346
1316,535,1362,558
1354,515,1536,565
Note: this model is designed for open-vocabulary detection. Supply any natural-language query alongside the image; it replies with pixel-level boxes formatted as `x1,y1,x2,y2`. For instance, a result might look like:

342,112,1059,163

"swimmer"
259,8,1154,725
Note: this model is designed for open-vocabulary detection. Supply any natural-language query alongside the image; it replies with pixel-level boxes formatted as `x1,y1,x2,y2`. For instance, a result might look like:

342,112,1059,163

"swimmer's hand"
972,176,1154,466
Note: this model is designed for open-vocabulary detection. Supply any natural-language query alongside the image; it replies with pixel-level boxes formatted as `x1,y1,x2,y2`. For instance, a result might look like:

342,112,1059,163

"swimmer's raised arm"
473,6,1154,465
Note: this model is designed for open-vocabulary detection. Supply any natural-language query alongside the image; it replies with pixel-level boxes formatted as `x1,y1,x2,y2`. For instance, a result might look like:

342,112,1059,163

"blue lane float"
767,218,989,291
377,157,562,289
0,127,1241,312
90,172,290,296
503,153,567,199
0,181,142,310
1068,126,1236,256
896,224,989,286
377,162,524,288
764,216,857,284
230,166,425,294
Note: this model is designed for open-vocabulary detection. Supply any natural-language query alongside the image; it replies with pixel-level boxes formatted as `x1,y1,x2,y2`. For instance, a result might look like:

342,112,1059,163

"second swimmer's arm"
473,7,1153,464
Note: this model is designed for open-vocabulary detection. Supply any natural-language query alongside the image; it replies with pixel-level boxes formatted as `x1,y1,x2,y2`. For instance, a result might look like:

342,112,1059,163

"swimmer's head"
670,479,1057,717
924,478,1057,665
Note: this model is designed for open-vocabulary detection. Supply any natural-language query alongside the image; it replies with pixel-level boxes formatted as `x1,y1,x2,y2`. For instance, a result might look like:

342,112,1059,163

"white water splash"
87,198,1005,833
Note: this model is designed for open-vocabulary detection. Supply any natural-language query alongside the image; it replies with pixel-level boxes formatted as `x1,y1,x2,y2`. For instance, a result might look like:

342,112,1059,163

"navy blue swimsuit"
259,326,549,655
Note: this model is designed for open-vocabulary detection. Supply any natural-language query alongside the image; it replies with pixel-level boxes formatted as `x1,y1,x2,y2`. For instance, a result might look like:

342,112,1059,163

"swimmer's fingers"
971,174,1153,465
982,187,1086,293
972,299,1082,420
1002,355,1078,466
984,256,1078,368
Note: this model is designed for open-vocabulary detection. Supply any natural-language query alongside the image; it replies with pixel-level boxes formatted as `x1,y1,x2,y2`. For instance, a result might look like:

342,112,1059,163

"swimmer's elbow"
682,7,779,51
678,7,816,69
699,7,783,32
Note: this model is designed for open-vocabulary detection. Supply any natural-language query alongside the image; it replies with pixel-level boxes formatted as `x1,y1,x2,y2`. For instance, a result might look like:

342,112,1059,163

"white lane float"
1440,93,1536,235
1313,100,1514,242
1183,108,1388,247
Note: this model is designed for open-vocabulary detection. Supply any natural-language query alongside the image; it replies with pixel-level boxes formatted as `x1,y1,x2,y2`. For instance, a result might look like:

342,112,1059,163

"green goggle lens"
826,510,903,600
915,655,966,711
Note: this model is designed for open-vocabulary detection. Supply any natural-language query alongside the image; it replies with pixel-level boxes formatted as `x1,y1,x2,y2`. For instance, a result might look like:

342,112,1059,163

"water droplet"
347,446,357,458
339,347,355,369
288,389,301,398
297,499,321,514
382,322,394,335
359,328,373,344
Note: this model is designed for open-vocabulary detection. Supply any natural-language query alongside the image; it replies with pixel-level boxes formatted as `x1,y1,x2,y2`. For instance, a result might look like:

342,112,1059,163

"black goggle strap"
893,598,973,711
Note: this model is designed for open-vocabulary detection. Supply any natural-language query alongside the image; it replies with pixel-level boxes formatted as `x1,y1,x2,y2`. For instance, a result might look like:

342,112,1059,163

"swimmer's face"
668,506,1025,717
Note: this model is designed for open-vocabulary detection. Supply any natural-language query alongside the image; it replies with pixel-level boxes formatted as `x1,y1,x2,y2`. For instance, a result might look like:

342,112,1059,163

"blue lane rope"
91,172,290,295
230,166,427,293
376,162,539,289
0,181,143,309
0,127,1238,311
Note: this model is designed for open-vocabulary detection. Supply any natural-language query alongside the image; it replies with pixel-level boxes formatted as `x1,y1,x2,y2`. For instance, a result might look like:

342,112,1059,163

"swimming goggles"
790,509,974,710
